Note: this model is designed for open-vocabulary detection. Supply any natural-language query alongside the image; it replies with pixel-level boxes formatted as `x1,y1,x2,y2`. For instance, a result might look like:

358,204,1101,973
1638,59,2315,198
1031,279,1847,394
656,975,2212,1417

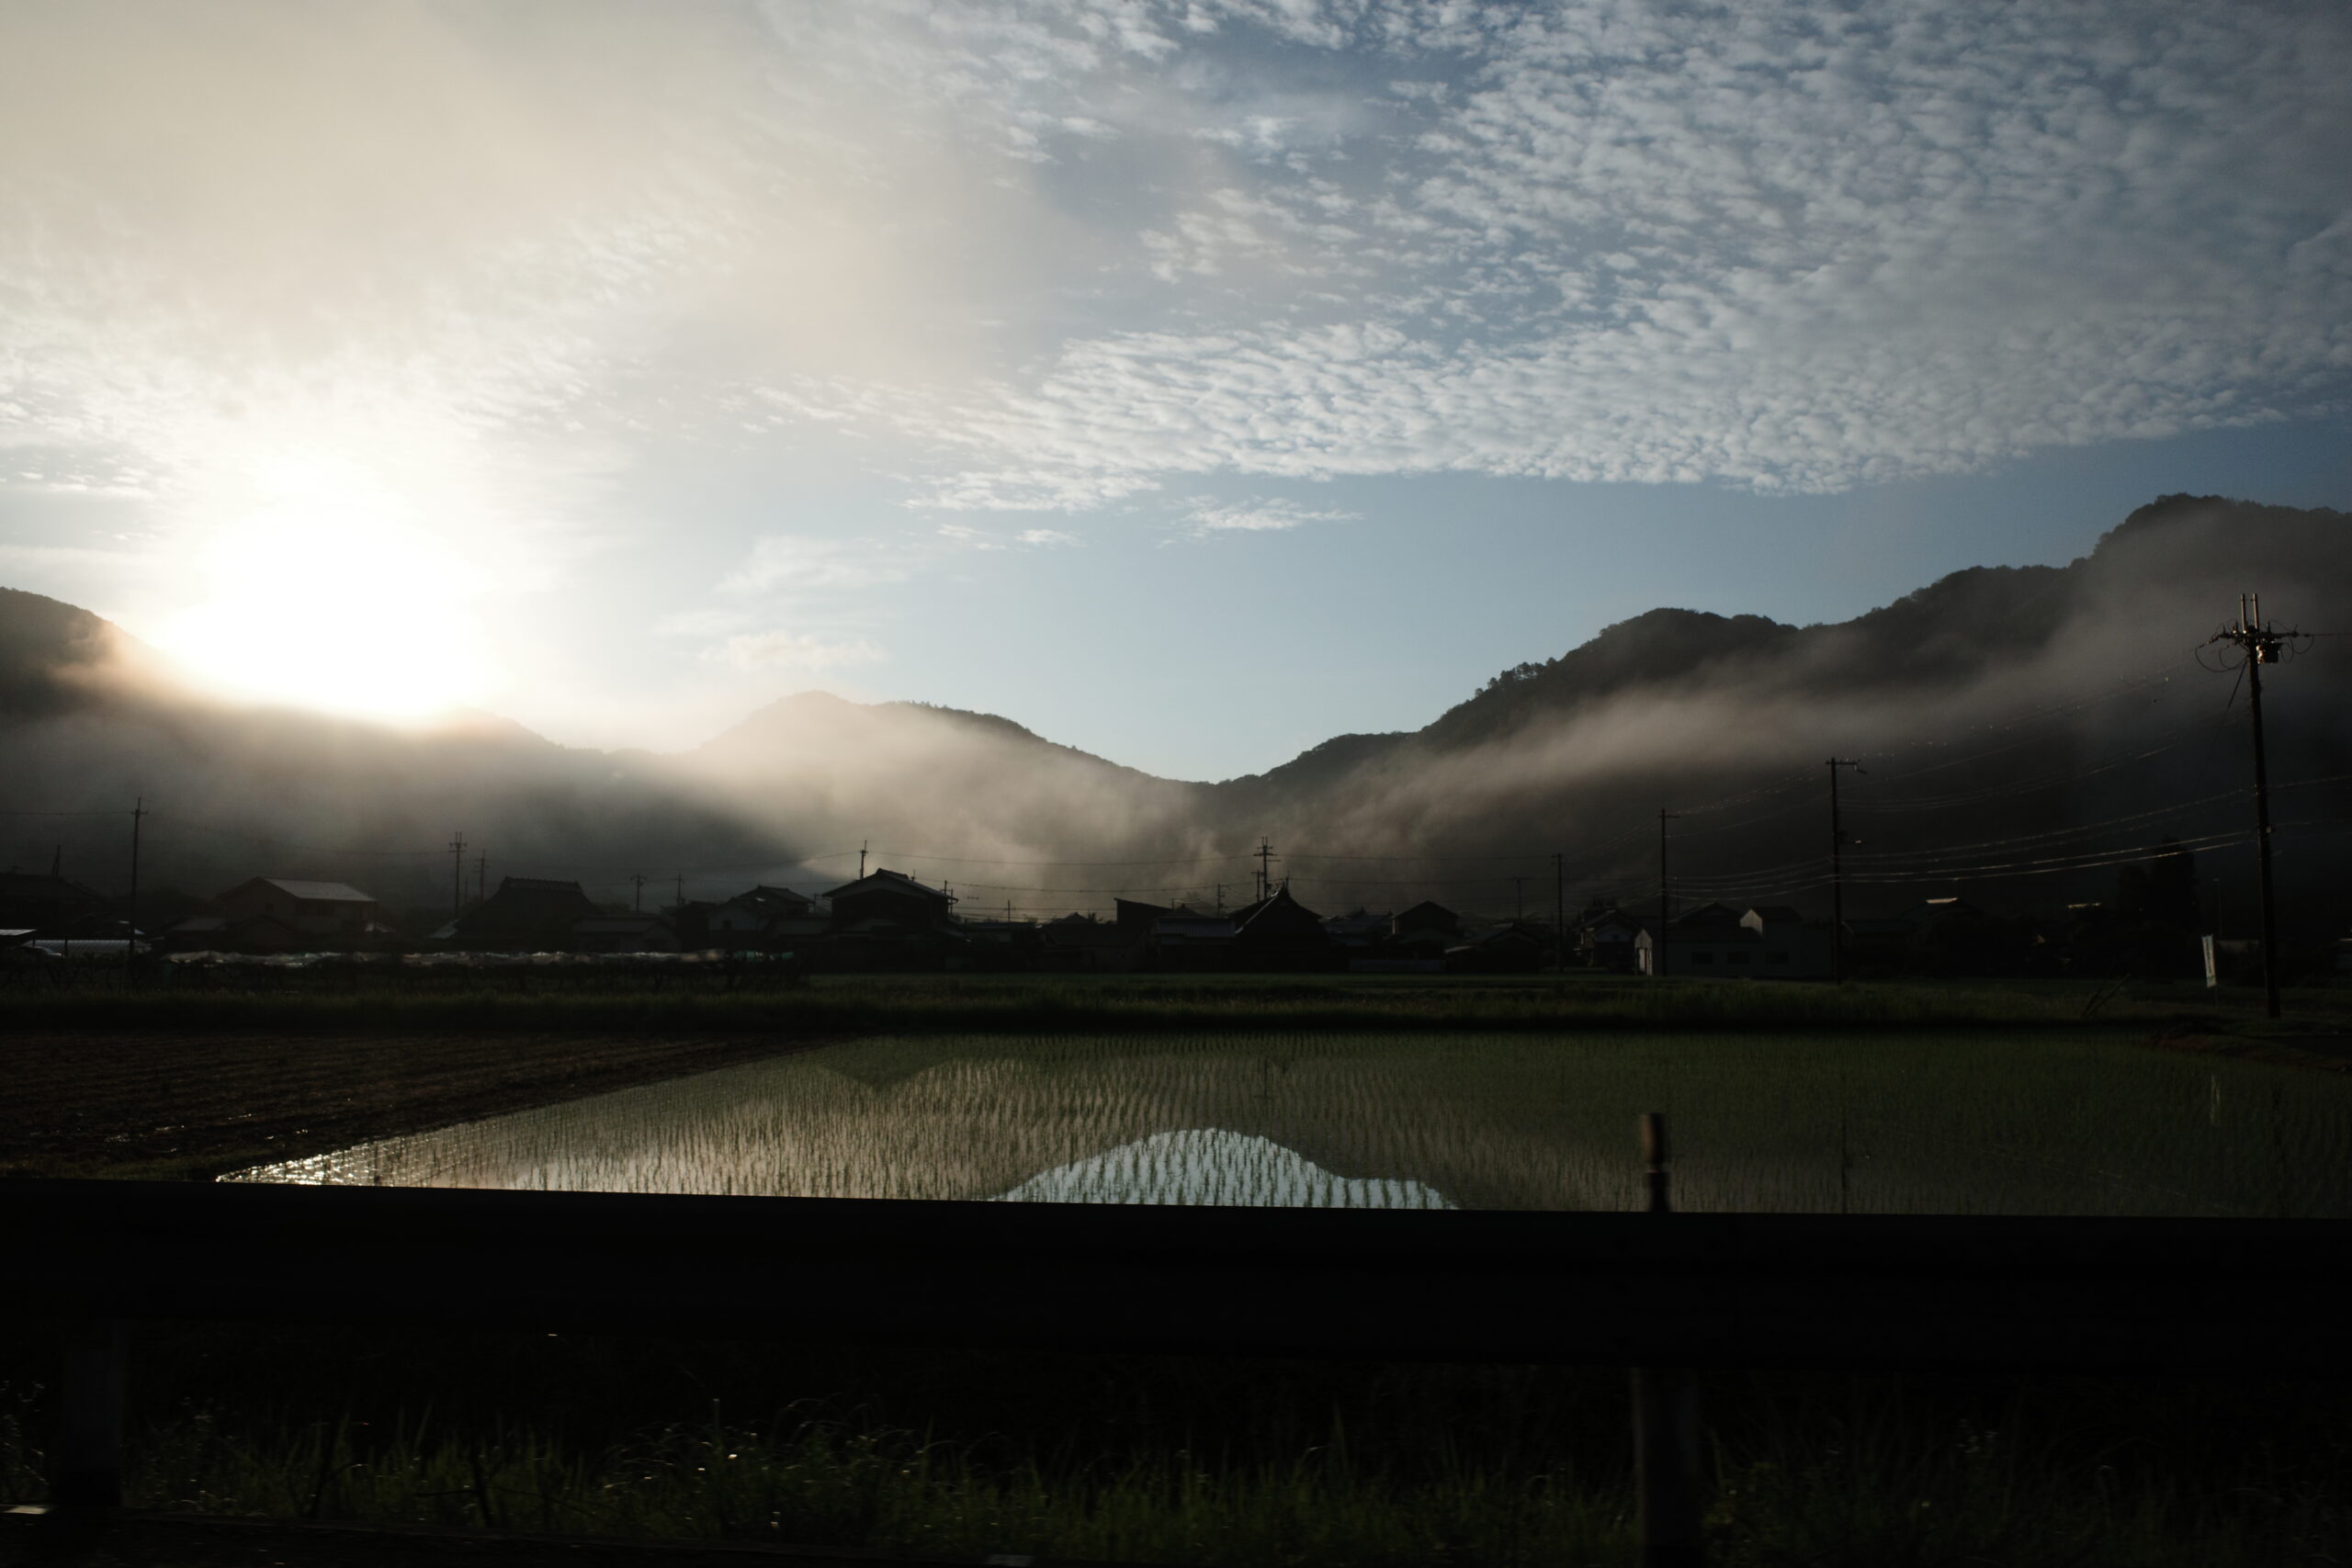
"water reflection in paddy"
229,1032,2352,1215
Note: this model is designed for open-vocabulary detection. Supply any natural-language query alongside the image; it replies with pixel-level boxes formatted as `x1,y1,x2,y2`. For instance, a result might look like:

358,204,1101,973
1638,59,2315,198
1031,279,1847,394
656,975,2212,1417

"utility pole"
2211,593,2300,1019
1255,840,1276,904
1512,874,1527,922
1215,883,1225,914
1554,851,1566,972
1826,759,1864,983
1655,809,1681,977
630,874,648,912
125,797,144,981
449,831,467,921
675,872,685,910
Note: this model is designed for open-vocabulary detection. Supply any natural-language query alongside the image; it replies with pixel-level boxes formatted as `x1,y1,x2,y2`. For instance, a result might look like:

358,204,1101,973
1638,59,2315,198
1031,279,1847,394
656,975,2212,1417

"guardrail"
7,1178,2349,1564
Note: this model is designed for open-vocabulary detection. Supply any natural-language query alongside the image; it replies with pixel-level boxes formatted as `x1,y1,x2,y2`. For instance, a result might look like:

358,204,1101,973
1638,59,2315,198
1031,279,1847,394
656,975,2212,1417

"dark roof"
454,877,603,934
1745,905,1804,925
0,870,106,904
720,885,816,913
1229,884,1326,936
820,869,956,904
221,877,376,904
1115,898,1171,931
1668,901,1747,931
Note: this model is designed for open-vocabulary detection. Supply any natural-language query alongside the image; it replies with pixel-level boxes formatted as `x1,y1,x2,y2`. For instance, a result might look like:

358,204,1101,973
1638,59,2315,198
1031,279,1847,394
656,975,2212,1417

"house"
665,899,718,948
1322,908,1395,955
444,876,605,951
712,885,819,934
821,869,961,970
1577,906,1644,973
1392,901,1462,941
0,867,111,937
1227,884,1339,971
1740,906,1831,978
1037,912,1133,971
1148,906,1238,970
824,869,957,931
1635,902,1829,977
216,878,384,946
1444,923,1547,974
1115,899,1172,940
572,914,681,953
709,886,826,951
1838,899,1986,967
163,912,307,953
954,918,1039,971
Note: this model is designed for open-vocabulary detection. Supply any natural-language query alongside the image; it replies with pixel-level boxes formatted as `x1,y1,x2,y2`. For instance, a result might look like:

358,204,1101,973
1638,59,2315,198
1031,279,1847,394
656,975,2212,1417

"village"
0,855,2278,981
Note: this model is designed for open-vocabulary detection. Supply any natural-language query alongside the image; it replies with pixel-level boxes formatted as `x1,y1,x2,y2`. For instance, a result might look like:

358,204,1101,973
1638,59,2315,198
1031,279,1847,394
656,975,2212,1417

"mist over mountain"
3,495,2346,931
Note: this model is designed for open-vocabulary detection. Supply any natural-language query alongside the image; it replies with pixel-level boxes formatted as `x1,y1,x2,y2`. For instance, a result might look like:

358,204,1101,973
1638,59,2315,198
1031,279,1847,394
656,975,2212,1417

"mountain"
1201,496,2351,921
0,590,785,924
3,495,2347,929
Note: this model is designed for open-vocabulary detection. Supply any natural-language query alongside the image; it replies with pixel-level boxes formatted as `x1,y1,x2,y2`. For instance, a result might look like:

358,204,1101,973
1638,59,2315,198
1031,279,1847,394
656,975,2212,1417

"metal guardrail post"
53,1317,128,1513
1634,1113,1705,1567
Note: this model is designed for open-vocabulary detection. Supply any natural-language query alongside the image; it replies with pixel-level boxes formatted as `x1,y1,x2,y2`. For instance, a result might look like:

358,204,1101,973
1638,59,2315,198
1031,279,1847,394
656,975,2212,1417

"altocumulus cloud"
8,0,2350,612
780,0,2352,507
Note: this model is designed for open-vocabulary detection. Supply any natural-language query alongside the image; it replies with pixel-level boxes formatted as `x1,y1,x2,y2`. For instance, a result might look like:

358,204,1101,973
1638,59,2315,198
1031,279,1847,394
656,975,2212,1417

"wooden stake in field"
1633,1111,1706,1567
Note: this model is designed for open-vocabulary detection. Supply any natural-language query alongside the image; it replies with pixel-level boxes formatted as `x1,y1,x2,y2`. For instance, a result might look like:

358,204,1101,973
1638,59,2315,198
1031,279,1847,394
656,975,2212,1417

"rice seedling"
233,1031,2352,1217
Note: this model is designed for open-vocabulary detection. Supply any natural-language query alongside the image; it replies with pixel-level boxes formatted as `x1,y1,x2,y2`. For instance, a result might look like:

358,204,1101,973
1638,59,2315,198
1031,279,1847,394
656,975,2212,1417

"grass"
7,967,2343,1039
3,1331,2345,1567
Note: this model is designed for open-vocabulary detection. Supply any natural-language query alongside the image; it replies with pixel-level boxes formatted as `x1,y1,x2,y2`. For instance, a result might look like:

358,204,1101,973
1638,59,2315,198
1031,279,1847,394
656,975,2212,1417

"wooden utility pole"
124,797,144,982
630,874,648,912
1554,851,1566,972
858,840,869,880
1255,840,1276,904
448,831,467,920
1655,810,1680,976
2211,594,2300,1019
1512,874,1526,922
1826,759,1864,983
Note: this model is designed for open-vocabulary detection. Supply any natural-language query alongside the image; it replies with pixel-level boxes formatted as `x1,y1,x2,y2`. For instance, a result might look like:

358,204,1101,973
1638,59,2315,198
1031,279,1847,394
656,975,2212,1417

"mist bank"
3,495,2346,930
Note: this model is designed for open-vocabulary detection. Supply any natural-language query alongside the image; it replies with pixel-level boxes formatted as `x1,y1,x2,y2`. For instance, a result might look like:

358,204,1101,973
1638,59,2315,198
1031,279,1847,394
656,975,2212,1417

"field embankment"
7,969,2333,1037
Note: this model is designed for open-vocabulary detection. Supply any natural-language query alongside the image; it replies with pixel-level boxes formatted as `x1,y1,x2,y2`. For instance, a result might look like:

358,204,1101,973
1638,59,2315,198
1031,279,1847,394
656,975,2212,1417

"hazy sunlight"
157,494,492,722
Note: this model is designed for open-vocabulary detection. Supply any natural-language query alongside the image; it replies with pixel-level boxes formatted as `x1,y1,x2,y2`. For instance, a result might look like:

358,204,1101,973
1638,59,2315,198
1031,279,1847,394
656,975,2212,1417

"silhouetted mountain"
4,495,2346,929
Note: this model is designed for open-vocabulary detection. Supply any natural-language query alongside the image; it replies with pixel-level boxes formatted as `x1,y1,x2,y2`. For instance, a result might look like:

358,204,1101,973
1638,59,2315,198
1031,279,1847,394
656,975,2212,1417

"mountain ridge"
4,492,2346,924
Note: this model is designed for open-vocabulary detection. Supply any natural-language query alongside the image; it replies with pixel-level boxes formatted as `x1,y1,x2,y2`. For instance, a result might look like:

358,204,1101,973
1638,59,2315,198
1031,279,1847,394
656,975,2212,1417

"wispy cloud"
1178,496,1358,539
719,536,913,597
703,630,885,673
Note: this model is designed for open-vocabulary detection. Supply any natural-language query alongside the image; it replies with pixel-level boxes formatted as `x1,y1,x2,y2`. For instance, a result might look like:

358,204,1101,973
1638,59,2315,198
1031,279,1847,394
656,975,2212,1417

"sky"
3,0,2348,782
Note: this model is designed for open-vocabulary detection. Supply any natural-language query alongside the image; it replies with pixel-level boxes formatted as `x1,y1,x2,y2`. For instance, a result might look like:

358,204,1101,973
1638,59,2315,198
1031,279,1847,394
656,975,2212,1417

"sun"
156,503,496,723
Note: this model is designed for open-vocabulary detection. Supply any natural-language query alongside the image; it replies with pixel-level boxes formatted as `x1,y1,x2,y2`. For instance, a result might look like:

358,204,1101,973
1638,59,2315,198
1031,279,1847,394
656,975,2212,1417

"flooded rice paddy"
231,1032,2352,1215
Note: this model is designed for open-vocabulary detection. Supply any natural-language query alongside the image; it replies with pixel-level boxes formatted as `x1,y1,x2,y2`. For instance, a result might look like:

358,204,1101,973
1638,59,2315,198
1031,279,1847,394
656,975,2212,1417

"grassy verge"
2,1327,2341,1566
6,969,2339,1038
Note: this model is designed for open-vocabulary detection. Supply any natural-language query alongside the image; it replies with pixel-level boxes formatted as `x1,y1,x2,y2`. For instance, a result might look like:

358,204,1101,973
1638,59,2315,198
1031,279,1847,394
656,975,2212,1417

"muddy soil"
0,1031,833,1179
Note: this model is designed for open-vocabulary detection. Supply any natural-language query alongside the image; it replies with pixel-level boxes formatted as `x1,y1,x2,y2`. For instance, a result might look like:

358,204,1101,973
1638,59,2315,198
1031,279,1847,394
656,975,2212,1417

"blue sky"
3,1,2348,779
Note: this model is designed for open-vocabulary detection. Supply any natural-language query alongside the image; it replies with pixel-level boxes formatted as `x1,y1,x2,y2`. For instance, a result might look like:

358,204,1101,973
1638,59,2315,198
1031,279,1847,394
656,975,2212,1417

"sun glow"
155,464,498,722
